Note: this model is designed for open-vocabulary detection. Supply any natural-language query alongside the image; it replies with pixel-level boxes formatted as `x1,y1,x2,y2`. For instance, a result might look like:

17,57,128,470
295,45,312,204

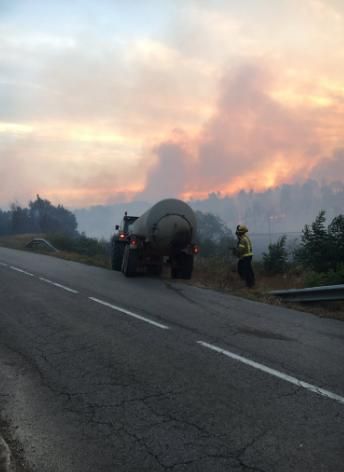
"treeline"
0,196,111,262
0,195,78,236
72,180,343,240
191,180,344,235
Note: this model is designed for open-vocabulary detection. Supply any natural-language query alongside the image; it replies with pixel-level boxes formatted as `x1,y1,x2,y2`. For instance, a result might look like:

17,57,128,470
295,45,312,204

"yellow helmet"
236,224,248,234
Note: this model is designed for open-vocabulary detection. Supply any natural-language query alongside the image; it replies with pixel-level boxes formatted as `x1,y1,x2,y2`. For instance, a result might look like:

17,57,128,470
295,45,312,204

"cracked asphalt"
0,247,343,471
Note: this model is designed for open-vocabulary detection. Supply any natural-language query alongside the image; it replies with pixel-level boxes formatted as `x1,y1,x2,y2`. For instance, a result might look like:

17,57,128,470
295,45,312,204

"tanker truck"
111,199,199,278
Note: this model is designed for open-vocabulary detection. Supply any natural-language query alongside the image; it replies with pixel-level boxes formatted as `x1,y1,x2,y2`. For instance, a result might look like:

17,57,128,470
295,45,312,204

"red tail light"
192,245,200,255
119,232,126,240
130,238,137,247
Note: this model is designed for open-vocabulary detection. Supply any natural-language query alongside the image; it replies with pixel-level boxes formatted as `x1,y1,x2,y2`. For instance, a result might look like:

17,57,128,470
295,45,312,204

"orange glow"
43,185,143,197
41,185,144,207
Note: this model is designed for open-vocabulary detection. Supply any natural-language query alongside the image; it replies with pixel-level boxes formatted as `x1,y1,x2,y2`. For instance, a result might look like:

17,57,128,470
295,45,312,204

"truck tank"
130,199,197,254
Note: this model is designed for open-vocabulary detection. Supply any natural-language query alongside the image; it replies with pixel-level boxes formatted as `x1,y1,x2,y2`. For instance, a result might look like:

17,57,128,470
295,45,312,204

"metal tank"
130,198,197,254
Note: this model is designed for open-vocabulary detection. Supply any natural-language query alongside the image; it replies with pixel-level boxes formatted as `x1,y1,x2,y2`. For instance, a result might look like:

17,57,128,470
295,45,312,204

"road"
0,247,343,472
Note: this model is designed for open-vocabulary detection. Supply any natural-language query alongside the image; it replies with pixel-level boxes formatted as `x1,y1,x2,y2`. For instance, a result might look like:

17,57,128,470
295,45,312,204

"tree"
1,195,78,236
29,195,78,235
263,235,289,275
195,211,232,242
10,205,32,234
295,211,343,273
328,214,344,266
0,210,11,235
195,211,235,257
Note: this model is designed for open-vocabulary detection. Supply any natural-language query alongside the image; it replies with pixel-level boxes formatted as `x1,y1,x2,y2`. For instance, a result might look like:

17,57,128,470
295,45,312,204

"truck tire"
121,245,137,277
148,264,162,276
147,256,163,276
170,256,179,278
111,242,125,271
180,254,193,279
170,253,193,279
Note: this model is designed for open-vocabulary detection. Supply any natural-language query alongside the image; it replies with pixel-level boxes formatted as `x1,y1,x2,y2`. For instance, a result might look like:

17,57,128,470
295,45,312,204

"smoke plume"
141,62,343,200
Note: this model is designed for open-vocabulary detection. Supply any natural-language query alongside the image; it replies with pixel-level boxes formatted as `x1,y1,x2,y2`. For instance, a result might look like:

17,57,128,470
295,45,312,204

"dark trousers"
238,256,255,288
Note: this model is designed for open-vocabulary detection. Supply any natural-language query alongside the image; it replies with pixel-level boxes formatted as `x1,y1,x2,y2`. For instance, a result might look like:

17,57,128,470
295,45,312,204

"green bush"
305,264,344,287
263,235,289,275
48,233,110,257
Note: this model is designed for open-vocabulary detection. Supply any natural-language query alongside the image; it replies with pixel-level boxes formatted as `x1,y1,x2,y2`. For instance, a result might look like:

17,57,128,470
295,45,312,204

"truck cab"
115,214,138,240
111,213,138,270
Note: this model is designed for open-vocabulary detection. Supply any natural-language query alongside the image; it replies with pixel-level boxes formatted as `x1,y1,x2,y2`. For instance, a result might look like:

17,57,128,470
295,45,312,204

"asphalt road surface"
0,247,343,472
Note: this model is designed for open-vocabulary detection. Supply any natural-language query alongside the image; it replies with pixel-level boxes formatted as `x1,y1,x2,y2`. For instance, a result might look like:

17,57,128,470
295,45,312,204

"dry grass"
192,256,305,292
0,234,111,269
191,256,344,321
0,234,46,250
53,250,111,269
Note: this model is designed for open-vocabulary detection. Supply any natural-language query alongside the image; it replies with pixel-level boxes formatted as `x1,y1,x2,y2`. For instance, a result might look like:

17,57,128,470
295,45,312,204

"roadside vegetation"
0,196,343,319
193,209,344,284
192,210,344,320
0,196,111,268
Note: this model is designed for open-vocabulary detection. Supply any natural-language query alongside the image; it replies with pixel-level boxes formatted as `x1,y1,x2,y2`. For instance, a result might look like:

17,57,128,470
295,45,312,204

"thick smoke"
140,130,194,200
309,148,344,183
141,62,341,199
0,137,142,207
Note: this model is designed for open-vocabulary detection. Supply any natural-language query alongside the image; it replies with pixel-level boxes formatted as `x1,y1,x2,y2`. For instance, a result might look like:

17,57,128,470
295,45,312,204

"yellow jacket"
237,234,253,259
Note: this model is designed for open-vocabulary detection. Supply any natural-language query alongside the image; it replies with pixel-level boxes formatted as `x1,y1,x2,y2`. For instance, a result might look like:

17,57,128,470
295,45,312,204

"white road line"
39,277,79,294
10,266,34,277
0,262,8,267
198,341,344,406
89,297,170,330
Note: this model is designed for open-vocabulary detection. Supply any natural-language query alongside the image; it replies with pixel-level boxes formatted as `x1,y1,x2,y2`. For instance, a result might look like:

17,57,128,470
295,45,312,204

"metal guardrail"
26,238,58,252
270,285,344,303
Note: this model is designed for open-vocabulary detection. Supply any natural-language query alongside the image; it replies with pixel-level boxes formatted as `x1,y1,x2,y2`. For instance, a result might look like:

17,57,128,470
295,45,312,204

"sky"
1,0,344,208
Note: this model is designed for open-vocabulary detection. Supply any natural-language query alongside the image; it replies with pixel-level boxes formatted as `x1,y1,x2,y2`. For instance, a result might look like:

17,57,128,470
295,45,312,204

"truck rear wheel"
170,256,179,278
121,245,138,277
180,254,193,279
148,264,162,276
170,253,193,279
147,256,163,276
111,242,125,271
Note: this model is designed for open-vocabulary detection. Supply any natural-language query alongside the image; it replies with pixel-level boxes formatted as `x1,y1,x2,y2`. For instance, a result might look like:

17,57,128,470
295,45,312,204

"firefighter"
233,224,255,288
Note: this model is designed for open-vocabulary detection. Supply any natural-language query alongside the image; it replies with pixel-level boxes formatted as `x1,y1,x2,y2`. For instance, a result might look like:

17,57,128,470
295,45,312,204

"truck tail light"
192,244,200,255
119,232,126,240
130,238,138,248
